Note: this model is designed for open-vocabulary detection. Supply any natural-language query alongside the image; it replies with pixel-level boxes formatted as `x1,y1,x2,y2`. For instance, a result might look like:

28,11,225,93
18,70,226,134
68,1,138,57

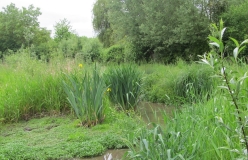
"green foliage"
199,19,248,154
0,52,68,122
141,63,178,104
31,38,56,62
221,0,248,59
98,133,126,149
174,65,215,103
104,0,210,63
58,37,77,58
0,3,52,56
54,18,73,42
0,109,143,159
141,61,215,104
101,44,124,63
104,65,142,110
57,36,102,61
126,90,248,159
92,0,114,47
127,124,189,160
63,65,107,127
80,38,103,62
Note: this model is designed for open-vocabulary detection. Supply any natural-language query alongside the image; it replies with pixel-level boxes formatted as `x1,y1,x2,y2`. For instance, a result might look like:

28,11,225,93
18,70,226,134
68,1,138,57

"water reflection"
138,101,174,125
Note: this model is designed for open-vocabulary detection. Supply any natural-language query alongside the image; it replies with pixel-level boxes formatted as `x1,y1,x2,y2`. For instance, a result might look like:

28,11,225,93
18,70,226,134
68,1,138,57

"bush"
101,44,125,64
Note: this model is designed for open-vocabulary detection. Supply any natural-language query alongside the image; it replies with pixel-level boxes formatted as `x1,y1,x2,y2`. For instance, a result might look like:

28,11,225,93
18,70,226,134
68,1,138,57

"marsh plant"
174,65,215,103
0,53,68,122
63,65,107,127
199,19,248,157
104,65,142,111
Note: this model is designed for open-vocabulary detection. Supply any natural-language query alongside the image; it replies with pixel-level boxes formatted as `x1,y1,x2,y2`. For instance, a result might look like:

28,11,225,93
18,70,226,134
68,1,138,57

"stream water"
81,102,175,160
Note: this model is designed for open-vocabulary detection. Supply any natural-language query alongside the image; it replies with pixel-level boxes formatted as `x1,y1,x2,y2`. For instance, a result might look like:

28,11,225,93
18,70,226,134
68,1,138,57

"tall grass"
104,64,142,111
174,64,216,103
141,63,179,104
63,65,107,127
0,52,71,122
141,61,217,105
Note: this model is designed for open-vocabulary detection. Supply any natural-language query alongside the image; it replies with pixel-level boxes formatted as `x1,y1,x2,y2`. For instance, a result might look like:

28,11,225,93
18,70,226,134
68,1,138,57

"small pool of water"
80,102,176,160
138,101,175,125
80,149,128,160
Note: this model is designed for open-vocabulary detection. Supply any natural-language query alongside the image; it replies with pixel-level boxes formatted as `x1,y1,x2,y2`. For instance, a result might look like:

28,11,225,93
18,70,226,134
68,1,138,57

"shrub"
101,44,125,64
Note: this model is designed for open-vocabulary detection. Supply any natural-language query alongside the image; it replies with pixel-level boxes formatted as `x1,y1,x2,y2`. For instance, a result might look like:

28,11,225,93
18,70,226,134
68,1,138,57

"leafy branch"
199,19,248,155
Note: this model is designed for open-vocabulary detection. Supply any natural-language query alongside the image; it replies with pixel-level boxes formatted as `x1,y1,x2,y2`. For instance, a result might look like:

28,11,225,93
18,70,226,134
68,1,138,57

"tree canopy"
92,0,248,63
54,18,74,42
0,3,45,52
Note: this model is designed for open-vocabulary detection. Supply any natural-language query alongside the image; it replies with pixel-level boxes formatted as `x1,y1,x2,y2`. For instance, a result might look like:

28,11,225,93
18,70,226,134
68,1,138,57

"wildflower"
107,88,111,92
79,64,83,68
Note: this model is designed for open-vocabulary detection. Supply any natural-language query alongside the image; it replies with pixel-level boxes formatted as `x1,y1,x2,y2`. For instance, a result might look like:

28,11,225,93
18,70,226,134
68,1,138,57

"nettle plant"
199,19,248,155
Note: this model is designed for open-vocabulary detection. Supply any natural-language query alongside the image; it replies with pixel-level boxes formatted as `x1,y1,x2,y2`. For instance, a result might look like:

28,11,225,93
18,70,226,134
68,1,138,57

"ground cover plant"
0,109,143,160
0,51,146,159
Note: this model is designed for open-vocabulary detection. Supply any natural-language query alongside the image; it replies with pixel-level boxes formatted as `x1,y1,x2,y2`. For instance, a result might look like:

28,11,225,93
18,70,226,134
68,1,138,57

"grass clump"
104,64,142,111
174,64,215,103
63,65,107,127
141,63,180,104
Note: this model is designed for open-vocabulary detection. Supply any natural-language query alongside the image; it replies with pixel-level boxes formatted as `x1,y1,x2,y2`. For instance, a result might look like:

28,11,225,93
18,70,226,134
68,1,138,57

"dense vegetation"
0,0,248,159
93,0,248,63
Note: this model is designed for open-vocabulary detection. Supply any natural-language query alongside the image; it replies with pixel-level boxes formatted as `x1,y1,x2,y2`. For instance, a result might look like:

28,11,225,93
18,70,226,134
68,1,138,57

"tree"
0,3,41,52
31,28,53,61
93,0,246,63
54,18,73,42
221,0,248,59
107,0,210,63
92,0,114,47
